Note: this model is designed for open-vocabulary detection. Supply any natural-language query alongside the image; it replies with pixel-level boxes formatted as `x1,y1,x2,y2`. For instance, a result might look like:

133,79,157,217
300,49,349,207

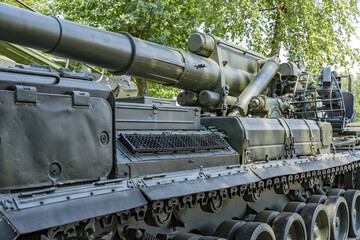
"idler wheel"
234,222,275,240
272,212,307,240
343,189,360,237
323,196,349,240
284,202,306,213
253,210,280,225
300,203,330,240
307,195,327,204
214,220,245,240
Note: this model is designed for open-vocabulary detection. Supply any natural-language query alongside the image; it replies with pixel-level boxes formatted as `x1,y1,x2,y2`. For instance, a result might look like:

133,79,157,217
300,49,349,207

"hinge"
72,91,90,107
243,138,252,164
15,85,37,103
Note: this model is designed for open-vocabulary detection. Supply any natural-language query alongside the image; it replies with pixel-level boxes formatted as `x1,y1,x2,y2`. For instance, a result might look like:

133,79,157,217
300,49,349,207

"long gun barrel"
0,3,278,114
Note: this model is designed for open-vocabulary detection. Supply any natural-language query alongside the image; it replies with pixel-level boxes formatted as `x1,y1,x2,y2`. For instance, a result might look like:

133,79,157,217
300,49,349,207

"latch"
15,85,37,103
243,138,252,164
284,136,295,157
152,104,159,114
195,107,200,116
304,120,315,154
72,91,90,107
278,118,296,157
238,118,252,164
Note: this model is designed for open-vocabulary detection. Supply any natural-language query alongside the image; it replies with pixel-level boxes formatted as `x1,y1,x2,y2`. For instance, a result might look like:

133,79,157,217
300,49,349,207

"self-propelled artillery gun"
0,3,360,240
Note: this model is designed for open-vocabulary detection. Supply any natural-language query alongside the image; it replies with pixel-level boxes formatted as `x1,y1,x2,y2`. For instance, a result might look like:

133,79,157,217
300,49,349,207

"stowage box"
115,100,201,130
202,117,332,163
0,67,113,191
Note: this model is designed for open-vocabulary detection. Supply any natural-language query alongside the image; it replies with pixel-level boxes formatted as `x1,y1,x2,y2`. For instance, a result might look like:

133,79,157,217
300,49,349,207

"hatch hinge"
72,91,90,107
15,85,37,103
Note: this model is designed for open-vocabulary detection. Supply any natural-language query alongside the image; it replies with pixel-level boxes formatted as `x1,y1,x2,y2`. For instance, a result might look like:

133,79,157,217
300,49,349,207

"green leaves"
4,0,358,99
5,0,201,97
40,0,201,49
202,0,359,75
148,82,181,99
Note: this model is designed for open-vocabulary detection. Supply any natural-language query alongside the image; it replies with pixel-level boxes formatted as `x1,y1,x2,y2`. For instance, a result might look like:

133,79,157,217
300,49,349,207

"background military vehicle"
0,2,360,240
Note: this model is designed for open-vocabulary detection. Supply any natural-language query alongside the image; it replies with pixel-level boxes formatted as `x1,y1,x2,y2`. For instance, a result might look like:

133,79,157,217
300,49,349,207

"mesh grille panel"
119,132,228,153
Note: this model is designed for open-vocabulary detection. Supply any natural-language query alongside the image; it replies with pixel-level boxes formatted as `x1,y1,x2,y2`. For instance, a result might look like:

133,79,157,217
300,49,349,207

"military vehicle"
0,3,360,240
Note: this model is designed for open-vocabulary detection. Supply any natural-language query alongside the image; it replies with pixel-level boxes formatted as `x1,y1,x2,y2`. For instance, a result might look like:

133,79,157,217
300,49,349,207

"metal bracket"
207,35,228,113
221,85,229,116
152,104,159,114
1,198,17,211
72,91,90,107
238,118,252,164
278,118,295,157
15,85,37,103
304,119,315,154
243,139,252,164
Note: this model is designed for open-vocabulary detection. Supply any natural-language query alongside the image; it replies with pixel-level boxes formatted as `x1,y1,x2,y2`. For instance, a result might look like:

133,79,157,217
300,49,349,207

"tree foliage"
41,0,202,49
202,0,360,74
38,0,202,98
2,0,359,99
350,73,360,121
1,0,46,11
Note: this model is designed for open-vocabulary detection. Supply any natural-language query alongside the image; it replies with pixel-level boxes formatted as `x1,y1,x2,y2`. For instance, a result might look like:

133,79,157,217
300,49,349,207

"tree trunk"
270,3,287,58
135,78,149,96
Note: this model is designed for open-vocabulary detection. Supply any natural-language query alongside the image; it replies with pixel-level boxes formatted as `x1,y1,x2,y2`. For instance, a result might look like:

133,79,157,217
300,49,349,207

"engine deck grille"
119,132,229,153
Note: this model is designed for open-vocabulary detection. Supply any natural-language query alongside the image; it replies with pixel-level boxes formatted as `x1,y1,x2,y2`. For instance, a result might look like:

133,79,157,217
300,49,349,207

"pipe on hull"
230,60,279,116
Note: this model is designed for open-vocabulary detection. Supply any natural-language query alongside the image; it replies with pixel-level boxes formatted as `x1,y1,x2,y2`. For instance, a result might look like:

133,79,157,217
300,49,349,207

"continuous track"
15,151,360,240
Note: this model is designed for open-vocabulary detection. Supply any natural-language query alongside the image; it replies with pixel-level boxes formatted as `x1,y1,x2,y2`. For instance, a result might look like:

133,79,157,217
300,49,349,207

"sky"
350,27,360,75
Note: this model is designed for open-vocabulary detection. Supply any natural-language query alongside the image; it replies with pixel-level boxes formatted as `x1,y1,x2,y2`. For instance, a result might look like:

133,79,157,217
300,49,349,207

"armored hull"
0,3,360,240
